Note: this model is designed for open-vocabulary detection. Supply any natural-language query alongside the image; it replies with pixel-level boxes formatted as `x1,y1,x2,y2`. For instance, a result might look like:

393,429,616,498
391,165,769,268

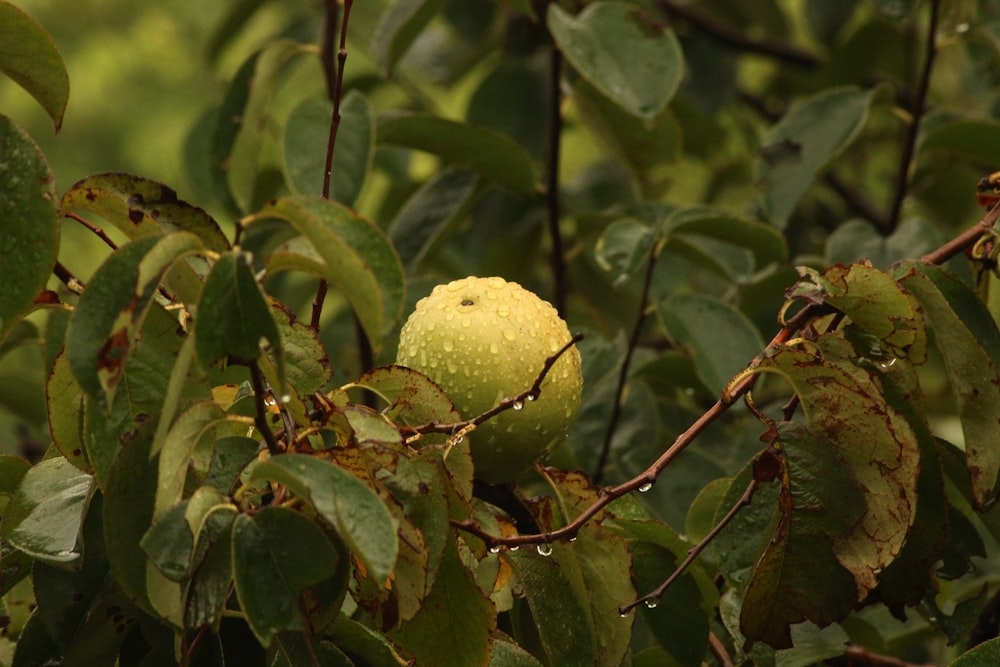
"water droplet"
619,611,630,618
527,393,537,402
878,358,898,369
644,598,659,609
280,394,291,404
509,545,519,551
489,545,501,554
443,340,454,352
513,400,524,411
489,341,499,354
956,22,970,33
568,536,577,542
638,482,653,493
537,543,553,556
502,329,516,341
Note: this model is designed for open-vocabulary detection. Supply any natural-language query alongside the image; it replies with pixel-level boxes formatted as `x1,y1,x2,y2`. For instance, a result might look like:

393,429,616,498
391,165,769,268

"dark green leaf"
2,457,93,563
328,613,408,667
378,114,537,195
184,503,237,631
371,0,447,76
196,250,282,369
918,118,1000,171
46,351,90,471
249,454,397,585
663,207,788,269
548,2,683,121
951,637,1000,666
283,91,375,206
658,293,764,395
593,218,656,287
392,534,495,667
255,195,404,350
0,3,68,129
272,634,354,667
387,167,479,270
757,87,872,227
10,610,61,667
232,506,340,647
268,301,333,395
0,114,58,343
825,218,944,268
490,638,546,667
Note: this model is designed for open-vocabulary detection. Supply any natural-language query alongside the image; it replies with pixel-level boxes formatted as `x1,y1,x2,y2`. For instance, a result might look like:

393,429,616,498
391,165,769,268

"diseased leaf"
249,454,398,585
255,195,404,351
0,3,69,129
46,351,90,471
548,2,683,121
896,261,1000,507
353,365,462,444
0,114,58,344
740,423,865,649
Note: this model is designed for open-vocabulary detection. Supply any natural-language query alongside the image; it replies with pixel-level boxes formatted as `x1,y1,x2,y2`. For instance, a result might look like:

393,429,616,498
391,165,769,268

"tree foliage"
6,0,1000,665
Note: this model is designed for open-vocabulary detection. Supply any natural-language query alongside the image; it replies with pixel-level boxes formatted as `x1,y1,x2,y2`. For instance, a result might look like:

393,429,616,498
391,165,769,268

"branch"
400,333,584,439
250,361,283,457
656,0,821,68
593,237,661,484
545,15,567,315
66,211,118,250
310,0,354,331
885,0,941,235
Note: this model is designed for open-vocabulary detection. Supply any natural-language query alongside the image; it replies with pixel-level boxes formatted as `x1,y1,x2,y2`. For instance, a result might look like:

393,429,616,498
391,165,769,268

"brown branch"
885,0,941,235
250,361,283,457
545,15,567,316
66,211,118,250
827,645,939,667
656,0,821,68
593,237,661,484
400,333,584,439
53,261,85,294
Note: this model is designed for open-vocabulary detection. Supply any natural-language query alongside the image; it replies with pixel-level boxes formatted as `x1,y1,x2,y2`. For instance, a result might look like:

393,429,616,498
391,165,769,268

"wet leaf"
327,614,408,666
46,351,90,471
0,114,58,344
269,301,333,394
232,507,340,647
548,2,683,121
2,457,93,564
256,195,404,350
353,365,462,444
184,503,237,631
0,3,68,129
249,454,398,585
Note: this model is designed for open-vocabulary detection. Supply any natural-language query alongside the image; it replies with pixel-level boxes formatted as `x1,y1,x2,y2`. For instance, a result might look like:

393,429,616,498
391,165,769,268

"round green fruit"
396,276,583,483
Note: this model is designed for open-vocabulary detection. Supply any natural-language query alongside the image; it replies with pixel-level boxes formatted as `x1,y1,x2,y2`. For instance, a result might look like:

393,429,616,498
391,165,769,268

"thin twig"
885,0,940,235
656,0,820,68
546,17,567,315
593,238,661,484
250,361,283,457
310,0,354,331
620,477,759,614
708,631,735,667
66,211,118,250
399,333,584,438
53,261,85,294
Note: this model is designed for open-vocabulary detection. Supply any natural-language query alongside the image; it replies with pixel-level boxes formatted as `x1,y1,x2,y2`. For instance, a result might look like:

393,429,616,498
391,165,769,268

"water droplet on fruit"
644,598,659,609
537,544,553,556
490,341,499,354
498,305,510,317
638,482,653,493
502,329,516,341
443,339,454,352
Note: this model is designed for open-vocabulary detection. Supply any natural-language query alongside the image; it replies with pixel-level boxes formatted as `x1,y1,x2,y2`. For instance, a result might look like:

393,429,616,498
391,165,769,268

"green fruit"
396,276,583,483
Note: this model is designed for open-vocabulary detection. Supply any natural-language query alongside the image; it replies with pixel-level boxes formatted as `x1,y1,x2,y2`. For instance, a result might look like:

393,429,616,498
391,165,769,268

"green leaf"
226,40,309,212
896,262,1000,507
548,2,683,121
269,300,333,395
232,506,340,647
371,0,447,76
757,87,872,227
66,234,204,405
387,167,479,271
283,91,375,206
249,454,398,584
658,293,764,395
255,195,404,350
594,218,656,287
196,250,282,369
0,114,58,344
663,207,788,269
273,635,354,667
0,2,69,129
183,501,237,630
740,423,865,649
328,614,408,667
951,637,1000,666
2,457,93,564
918,117,1000,170
490,638,546,667
353,365,462,444
378,114,538,196
825,218,945,268
153,401,226,516
391,534,495,667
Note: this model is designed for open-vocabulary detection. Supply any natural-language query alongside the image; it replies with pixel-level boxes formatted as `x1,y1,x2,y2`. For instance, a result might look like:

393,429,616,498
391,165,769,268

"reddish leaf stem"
66,211,118,250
